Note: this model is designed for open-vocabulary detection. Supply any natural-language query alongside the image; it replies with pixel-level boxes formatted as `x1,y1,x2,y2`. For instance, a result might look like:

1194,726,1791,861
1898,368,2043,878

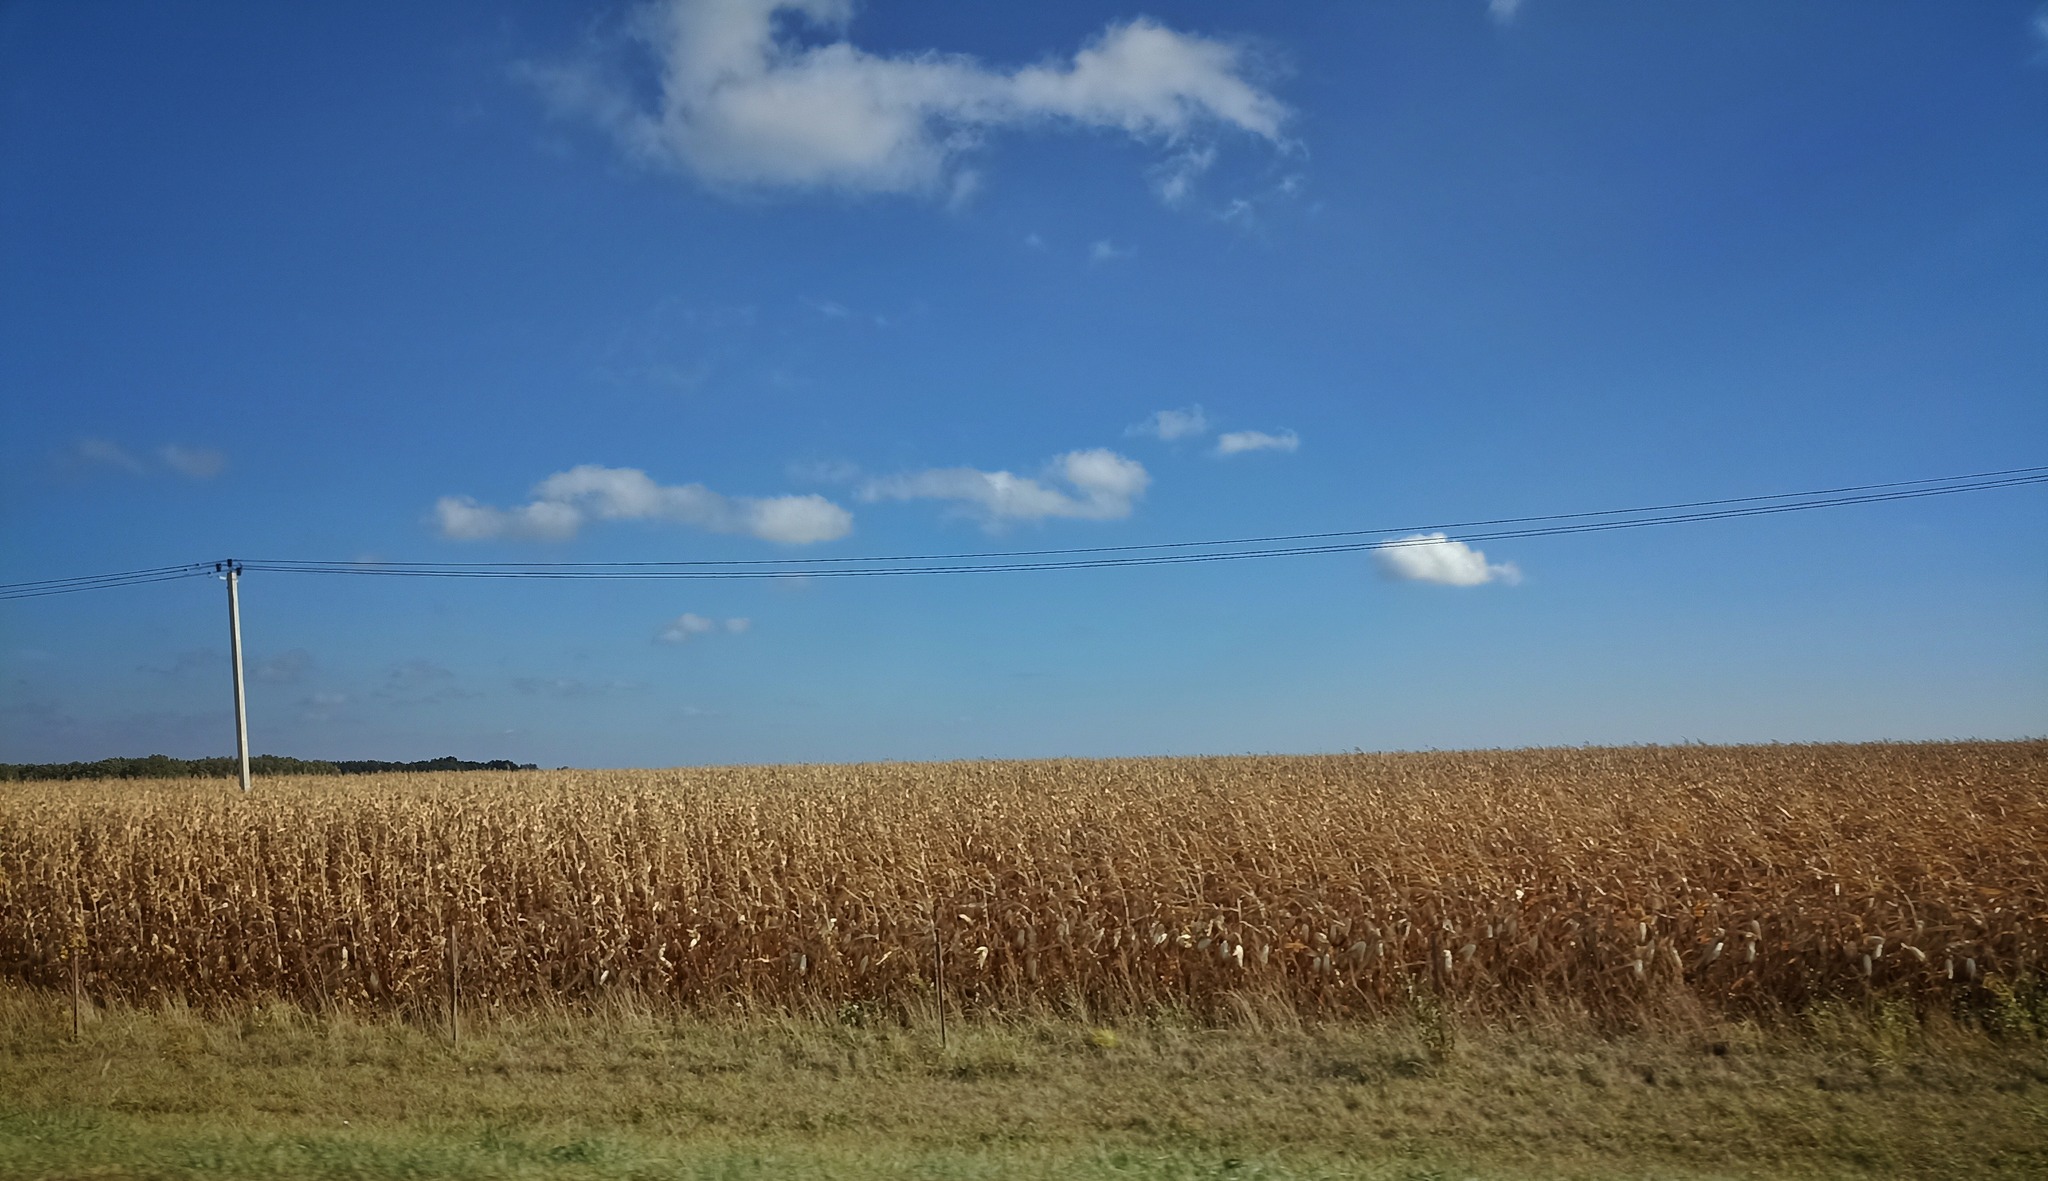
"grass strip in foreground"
3,989,2044,1180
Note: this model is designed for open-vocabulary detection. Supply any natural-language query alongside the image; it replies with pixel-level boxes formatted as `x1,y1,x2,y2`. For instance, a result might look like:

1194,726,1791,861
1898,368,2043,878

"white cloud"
67,438,227,479
1373,533,1522,587
659,613,752,643
861,448,1149,526
73,438,146,474
512,676,647,697
1214,429,1299,456
434,496,583,542
1089,239,1135,263
522,1,1286,199
434,464,853,544
1489,0,1525,26
158,444,225,479
1151,145,1216,206
1127,405,1209,441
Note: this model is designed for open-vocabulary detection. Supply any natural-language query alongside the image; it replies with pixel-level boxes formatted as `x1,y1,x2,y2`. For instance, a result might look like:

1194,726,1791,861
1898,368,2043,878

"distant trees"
0,755,538,781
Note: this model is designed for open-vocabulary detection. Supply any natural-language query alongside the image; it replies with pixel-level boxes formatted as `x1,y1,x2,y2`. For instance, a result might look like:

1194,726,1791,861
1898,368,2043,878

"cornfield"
2,742,2042,1020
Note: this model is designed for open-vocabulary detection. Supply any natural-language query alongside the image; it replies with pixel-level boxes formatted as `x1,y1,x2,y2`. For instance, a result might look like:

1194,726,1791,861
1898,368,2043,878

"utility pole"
220,560,251,792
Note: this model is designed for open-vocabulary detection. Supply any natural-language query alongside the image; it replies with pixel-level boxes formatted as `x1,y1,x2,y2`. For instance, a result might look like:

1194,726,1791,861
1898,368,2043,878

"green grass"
2,987,2043,1179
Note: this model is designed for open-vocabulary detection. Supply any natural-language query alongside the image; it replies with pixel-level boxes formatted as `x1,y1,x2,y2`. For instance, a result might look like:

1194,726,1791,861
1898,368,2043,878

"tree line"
0,754,540,781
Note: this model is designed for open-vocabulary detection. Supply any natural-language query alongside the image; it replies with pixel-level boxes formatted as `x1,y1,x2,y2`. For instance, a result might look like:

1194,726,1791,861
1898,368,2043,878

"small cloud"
1214,429,1299,456
511,676,646,698
1151,145,1216,207
806,298,852,319
658,613,751,644
1373,534,1522,587
861,448,1149,528
1489,0,1525,26
1214,169,1311,231
139,649,218,679
387,660,455,690
659,614,714,643
1127,405,1209,441
377,660,481,705
252,648,313,685
158,444,225,479
2034,7,2048,59
1089,239,1135,264
297,692,349,723
435,464,853,545
519,5,1288,201
66,438,228,479
1023,232,1047,251
946,168,983,210
73,438,147,474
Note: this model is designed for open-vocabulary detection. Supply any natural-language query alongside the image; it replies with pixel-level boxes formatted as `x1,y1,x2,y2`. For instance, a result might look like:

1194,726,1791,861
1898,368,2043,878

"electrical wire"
0,563,220,601
237,468,2048,580
243,464,2048,572
4,467,2043,598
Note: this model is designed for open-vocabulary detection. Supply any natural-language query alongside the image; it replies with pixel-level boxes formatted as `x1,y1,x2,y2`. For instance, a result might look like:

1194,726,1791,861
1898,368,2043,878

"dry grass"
6,985,2047,1180
2,741,2043,1022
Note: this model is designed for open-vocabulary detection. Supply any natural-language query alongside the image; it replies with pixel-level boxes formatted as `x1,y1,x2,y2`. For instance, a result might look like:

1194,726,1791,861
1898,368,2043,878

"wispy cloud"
657,613,752,644
521,0,1288,201
1089,239,1135,264
512,676,648,698
158,444,226,479
297,692,350,723
435,464,853,545
1151,145,1216,207
66,438,226,480
1214,429,1298,456
1489,0,1526,27
252,649,313,685
861,448,1149,527
139,649,218,679
1373,534,1522,587
376,660,482,705
1126,405,1209,441
73,438,147,474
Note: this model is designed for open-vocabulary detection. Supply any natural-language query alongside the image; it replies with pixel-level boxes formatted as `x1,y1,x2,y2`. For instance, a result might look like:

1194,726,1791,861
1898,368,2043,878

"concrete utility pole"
221,560,251,792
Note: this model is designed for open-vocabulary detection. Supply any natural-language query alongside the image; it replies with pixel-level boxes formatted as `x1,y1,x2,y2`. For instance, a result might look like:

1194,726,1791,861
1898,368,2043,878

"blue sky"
3,1,2044,767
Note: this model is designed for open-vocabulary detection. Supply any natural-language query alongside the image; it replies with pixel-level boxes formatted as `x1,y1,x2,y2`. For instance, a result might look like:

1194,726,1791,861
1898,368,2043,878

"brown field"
3,741,2044,1022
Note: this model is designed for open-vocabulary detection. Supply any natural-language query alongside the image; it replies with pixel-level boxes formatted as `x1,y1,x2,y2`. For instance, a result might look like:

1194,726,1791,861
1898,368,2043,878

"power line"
4,467,2043,599
239,468,2048,580
0,563,220,601
242,463,2048,571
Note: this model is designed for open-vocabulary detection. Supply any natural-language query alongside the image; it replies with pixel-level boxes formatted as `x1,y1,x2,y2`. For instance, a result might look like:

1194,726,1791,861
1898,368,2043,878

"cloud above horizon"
521,0,1288,200
435,464,852,544
1373,534,1522,587
1127,405,1209,441
67,438,226,480
1214,428,1298,456
657,613,752,644
860,448,1149,527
